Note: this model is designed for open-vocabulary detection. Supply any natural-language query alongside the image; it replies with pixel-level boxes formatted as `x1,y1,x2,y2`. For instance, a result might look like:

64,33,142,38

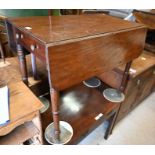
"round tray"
103,88,125,103
39,96,50,113
83,77,101,88
45,121,73,145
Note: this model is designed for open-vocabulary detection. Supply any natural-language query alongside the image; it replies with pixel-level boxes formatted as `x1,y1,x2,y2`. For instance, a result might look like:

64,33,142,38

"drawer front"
116,78,139,122
132,66,155,107
15,29,46,62
117,66,155,123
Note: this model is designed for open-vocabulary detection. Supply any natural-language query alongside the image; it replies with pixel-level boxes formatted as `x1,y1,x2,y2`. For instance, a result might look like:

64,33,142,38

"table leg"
0,42,5,63
31,53,38,80
119,61,132,92
16,44,28,85
50,88,60,140
104,112,117,139
108,61,132,136
32,112,43,144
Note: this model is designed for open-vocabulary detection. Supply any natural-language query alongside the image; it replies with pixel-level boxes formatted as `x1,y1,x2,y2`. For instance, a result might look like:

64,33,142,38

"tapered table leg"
50,88,60,140
107,61,132,136
16,44,28,85
45,87,73,144
104,112,117,140
31,53,38,80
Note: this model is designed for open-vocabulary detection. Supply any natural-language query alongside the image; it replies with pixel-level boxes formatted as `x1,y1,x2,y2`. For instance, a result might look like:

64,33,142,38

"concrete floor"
79,92,155,145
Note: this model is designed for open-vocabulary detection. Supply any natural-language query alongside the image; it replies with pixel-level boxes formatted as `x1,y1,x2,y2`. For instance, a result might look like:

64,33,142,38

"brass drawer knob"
30,45,36,51
153,71,155,75
21,34,24,39
16,33,19,39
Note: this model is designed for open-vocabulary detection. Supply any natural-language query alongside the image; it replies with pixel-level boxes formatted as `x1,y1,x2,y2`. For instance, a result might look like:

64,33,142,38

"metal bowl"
83,77,101,88
103,88,125,103
39,96,50,113
45,121,73,145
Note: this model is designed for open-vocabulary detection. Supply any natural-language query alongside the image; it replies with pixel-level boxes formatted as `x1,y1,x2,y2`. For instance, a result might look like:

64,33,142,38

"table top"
6,14,146,91
0,81,43,135
117,51,155,77
7,14,144,45
133,10,155,30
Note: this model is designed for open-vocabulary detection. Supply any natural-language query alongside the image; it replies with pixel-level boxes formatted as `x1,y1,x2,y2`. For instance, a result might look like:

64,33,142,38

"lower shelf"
0,122,39,145
42,82,119,144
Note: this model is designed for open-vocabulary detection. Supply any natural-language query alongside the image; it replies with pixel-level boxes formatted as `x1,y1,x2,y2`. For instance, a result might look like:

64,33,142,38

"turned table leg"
50,88,60,140
16,44,28,85
106,61,132,137
31,53,38,80
104,112,117,140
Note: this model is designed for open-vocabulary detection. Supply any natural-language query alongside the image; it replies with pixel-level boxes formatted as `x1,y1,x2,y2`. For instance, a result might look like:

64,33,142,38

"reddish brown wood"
99,51,155,123
133,10,155,54
50,88,60,139
16,44,28,85
48,28,146,90
6,15,145,44
15,29,46,63
6,15,147,144
31,53,38,80
119,61,132,92
108,61,132,136
59,83,119,144
133,10,155,30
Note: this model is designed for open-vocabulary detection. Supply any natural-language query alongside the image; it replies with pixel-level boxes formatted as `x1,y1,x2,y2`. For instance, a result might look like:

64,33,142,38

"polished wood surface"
6,15,146,90
6,15,147,144
48,28,146,90
16,44,28,85
42,82,119,144
0,81,43,136
133,10,155,30
133,10,155,53
6,15,144,44
98,51,155,88
117,65,155,122
0,122,39,145
98,51,155,123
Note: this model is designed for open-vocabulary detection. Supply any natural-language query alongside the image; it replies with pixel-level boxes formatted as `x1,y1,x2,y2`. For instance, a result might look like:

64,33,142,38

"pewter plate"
45,121,73,145
39,96,50,113
103,88,125,103
83,77,101,88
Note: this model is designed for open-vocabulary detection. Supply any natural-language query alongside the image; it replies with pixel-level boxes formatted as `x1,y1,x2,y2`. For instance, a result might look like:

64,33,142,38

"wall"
0,9,60,17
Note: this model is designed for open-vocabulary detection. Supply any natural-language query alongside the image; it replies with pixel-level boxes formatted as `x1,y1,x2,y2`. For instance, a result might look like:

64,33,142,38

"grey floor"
78,92,155,145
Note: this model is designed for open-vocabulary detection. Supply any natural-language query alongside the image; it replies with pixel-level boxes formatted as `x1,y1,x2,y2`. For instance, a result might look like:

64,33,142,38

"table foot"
83,77,101,88
45,121,73,145
103,88,125,103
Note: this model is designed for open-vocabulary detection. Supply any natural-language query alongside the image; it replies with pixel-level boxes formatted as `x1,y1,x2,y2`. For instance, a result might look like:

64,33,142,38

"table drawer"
15,29,46,62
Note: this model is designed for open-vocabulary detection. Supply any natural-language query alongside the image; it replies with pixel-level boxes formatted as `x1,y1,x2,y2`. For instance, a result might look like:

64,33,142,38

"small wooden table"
0,81,44,144
133,10,155,53
6,14,146,144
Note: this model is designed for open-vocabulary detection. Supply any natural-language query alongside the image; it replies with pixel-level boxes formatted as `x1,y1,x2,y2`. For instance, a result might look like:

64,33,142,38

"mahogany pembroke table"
6,14,146,144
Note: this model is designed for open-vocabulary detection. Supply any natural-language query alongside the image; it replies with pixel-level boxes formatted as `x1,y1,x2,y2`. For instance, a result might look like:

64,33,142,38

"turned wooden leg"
16,44,28,85
50,88,60,140
104,112,117,139
0,42,5,63
108,61,132,136
31,53,38,80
